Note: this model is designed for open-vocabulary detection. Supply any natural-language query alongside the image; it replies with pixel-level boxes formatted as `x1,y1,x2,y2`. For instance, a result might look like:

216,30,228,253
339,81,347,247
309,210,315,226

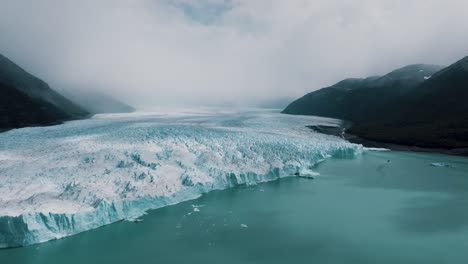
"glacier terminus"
0,108,363,248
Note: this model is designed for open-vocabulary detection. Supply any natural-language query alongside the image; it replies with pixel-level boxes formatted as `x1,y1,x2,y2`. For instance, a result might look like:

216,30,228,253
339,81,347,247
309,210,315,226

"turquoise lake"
1,150,467,264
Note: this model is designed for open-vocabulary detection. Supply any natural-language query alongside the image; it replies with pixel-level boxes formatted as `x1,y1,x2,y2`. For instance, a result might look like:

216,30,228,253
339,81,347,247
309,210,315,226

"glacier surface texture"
0,109,362,248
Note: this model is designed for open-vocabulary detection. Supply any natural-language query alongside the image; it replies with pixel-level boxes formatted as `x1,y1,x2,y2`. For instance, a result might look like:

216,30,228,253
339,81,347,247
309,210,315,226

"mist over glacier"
0,108,362,248
2,0,468,107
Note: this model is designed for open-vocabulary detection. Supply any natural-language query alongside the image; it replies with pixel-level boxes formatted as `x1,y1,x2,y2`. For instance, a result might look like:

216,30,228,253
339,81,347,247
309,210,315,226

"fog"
1,0,468,107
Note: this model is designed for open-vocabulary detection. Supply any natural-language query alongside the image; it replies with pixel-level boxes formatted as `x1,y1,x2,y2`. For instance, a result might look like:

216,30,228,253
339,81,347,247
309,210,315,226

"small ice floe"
431,163,455,168
191,204,205,212
424,76,432,80
295,169,320,180
125,217,144,223
241,224,248,228
297,174,316,180
364,147,390,152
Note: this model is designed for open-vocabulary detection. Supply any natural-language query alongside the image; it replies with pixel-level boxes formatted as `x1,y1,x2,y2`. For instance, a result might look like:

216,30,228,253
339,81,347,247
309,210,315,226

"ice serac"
0,109,362,248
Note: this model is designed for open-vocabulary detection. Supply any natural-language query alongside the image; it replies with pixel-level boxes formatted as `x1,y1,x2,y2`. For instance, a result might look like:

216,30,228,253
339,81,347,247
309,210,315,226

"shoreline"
308,124,468,157
0,115,94,134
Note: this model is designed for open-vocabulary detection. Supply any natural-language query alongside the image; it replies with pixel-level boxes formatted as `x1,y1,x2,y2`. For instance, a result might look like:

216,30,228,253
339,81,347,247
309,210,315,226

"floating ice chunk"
191,204,205,212
241,224,248,228
431,163,455,168
364,147,390,152
295,169,320,179
125,217,143,223
424,76,432,80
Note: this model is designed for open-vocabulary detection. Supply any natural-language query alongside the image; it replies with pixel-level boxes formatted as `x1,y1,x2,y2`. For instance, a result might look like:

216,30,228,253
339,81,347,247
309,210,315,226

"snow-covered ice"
0,108,362,248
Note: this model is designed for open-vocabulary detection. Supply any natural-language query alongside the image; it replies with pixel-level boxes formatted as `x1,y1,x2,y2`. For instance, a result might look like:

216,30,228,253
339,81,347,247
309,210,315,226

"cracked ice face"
0,108,360,217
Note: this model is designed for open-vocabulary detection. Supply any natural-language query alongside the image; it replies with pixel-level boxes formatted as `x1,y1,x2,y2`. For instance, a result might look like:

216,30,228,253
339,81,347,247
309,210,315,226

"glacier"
0,108,362,248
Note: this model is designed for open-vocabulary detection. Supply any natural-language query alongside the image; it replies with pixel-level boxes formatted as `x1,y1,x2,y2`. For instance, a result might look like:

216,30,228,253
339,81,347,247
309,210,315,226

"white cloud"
1,0,468,106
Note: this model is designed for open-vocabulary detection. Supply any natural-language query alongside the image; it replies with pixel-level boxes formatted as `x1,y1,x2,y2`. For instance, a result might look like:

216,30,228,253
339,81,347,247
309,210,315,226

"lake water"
1,150,467,264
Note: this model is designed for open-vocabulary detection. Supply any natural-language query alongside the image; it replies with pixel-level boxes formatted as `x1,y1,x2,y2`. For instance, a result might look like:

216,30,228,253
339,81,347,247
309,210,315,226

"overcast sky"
1,0,468,106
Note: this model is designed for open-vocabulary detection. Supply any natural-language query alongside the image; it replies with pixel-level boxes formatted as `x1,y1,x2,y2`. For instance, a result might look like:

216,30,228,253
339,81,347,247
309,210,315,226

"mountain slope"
0,54,89,130
283,58,468,151
349,57,468,149
283,64,444,122
0,82,69,130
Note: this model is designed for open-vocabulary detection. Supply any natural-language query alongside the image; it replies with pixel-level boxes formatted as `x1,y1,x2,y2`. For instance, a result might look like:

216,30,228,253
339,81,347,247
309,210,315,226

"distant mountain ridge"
283,64,444,122
0,54,89,118
0,54,137,131
62,90,135,114
0,54,89,131
283,56,468,152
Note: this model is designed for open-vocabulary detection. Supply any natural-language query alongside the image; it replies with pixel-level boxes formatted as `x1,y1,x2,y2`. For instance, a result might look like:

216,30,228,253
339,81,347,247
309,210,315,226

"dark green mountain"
283,57,468,150
0,54,89,131
349,57,468,149
283,64,443,122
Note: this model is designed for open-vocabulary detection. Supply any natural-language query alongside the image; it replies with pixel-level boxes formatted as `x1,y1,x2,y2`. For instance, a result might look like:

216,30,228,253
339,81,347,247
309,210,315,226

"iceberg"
0,108,362,248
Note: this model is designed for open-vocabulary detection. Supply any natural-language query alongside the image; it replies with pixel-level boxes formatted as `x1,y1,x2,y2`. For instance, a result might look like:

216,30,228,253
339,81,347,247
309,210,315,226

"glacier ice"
0,108,362,248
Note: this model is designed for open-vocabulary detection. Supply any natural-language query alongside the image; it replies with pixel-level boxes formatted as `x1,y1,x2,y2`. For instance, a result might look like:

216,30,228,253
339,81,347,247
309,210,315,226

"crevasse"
0,109,362,248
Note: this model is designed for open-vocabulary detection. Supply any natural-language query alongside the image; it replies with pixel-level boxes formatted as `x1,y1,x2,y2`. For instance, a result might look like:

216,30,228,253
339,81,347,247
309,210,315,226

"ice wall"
0,109,362,248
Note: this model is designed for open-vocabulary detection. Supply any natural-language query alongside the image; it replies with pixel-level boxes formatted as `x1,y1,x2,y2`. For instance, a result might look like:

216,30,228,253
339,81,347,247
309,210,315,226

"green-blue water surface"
1,150,467,264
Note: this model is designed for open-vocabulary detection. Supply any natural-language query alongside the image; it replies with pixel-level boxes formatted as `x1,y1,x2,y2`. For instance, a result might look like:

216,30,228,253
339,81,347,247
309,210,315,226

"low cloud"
1,0,468,106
